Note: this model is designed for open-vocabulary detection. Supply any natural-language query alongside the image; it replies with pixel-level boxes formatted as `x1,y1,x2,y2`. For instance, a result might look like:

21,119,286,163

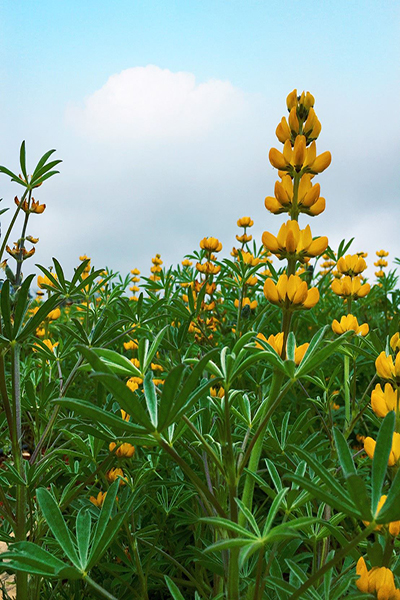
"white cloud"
66,65,247,141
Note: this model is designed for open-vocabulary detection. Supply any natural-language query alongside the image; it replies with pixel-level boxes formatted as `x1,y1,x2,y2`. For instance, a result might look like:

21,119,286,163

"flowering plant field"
0,91,400,599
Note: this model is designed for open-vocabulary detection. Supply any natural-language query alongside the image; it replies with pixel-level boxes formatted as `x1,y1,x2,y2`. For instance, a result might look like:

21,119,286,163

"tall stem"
239,370,285,527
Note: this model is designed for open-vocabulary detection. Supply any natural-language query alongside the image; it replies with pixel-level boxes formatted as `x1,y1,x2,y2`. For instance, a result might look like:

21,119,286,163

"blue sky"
1,0,399,278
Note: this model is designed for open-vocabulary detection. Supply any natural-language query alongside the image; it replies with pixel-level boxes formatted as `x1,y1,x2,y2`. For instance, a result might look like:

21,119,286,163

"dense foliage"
0,92,400,599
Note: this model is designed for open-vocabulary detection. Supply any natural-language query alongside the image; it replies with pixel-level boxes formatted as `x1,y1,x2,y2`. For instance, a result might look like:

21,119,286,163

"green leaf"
371,411,395,515
12,274,34,337
286,444,352,506
165,575,185,600
17,295,59,341
205,538,254,552
160,349,219,429
143,326,169,372
91,373,153,430
286,332,296,362
285,475,361,519
200,517,256,539
235,498,260,536
90,347,142,377
0,280,12,340
76,508,91,569
0,165,26,185
19,141,27,180
295,331,353,378
36,488,80,569
346,474,372,521
333,428,356,478
88,480,119,566
377,467,400,522
262,488,288,536
143,371,158,429
158,364,185,430
56,398,151,442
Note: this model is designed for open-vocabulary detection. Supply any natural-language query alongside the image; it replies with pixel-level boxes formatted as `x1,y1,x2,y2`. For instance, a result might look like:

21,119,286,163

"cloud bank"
66,65,247,142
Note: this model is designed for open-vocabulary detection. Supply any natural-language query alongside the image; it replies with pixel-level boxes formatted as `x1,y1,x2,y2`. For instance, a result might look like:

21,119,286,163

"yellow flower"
265,174,325,217
234,297,257,310
126,376,143,392
263,274,319,310
15,196,46,214
106,467,127,486
236,233,252,244
363,495,400,535
120,410,130,421
210,385,224,398
123,339,138,351
364,432,400,466
336,254,367,276
109,442,135,458
200,237,222,253
256,332,309,364
275,116,291,143
269,138,331,175
181,259,193,267
371,383,398,417
237,217,254,228
286,89,298,111
37,274,57,289
196,262,221,275
376,270,385,278
390,334,400,353
6,243,35,260
47,307,61,321
152,254,163,266
375,259,388,268
26,236,39,244
356,557,400,598
331,276,370,299
376,351,400,382
39,339,59,353
331,314,369,337
262,221,328,261
376,250,389,258
131,268,141,275
89,491,107,508
237,251,260,266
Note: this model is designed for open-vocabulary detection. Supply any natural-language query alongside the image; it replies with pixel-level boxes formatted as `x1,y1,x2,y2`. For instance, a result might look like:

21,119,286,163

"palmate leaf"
0,542,80,579
36,488,80,569
285,474,361,519
286,444,354,507
295,330,353,378
56,397,153,444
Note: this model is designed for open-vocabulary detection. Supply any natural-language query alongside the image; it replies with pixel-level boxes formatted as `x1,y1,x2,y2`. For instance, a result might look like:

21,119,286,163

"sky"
1,0,399,282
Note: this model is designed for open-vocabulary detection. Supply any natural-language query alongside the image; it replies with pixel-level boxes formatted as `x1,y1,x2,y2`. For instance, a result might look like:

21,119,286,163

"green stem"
344,354,350,430
84,575,119,600
182,415,225,475
239,370,285,527
289,522,376,599
156,437,227,518
30,356,84,464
